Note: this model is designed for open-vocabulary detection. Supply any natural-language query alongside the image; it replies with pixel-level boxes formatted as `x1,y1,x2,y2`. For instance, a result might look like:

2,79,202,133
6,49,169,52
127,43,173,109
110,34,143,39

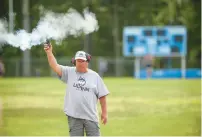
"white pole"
135,57,140,79
181,56,186,79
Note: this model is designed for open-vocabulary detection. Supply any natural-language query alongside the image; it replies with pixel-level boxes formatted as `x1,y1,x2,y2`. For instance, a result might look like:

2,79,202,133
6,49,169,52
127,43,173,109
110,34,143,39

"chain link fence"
2,57,134,77
1,56,198,77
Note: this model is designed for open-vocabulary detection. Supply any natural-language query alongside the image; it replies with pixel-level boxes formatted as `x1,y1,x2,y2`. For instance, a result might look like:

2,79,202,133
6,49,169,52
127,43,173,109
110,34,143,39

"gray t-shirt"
58,65,110,122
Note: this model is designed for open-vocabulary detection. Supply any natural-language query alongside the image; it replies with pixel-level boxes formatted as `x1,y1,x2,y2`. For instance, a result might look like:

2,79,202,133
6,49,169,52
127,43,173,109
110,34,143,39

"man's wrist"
46,52,53,56
102,110,107,115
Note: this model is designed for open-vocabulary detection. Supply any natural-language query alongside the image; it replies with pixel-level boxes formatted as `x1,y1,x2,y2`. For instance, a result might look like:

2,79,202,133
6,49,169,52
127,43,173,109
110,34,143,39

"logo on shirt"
73,76,90,92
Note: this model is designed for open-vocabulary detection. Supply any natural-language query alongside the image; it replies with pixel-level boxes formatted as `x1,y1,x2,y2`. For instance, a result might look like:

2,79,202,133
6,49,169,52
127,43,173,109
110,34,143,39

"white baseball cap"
75,51,87,61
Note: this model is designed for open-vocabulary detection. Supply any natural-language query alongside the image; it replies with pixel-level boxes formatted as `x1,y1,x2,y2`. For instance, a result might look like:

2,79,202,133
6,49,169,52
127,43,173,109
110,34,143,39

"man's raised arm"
44,43,62,77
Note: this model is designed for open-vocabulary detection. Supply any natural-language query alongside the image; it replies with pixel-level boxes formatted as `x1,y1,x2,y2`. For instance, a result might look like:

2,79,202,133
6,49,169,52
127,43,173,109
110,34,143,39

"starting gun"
45,40,51,47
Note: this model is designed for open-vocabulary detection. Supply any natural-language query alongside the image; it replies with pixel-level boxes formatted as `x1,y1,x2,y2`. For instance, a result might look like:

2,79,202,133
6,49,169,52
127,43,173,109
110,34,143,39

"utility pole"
82,0,92,54
82,0,92,68
22,0,31,77
9,0,20,77
113,0,120,76
9,0,14,32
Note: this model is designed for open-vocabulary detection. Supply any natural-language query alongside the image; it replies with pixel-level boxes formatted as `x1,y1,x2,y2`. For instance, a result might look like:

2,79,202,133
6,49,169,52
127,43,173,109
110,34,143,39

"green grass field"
0,77,201,136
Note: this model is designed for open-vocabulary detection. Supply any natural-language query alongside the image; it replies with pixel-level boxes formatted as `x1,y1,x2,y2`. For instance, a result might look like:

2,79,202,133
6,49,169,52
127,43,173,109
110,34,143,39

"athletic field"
0,77,201,136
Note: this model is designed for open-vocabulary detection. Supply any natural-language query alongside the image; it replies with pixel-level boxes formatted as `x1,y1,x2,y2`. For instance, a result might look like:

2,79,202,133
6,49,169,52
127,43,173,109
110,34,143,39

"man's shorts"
67,115,100,136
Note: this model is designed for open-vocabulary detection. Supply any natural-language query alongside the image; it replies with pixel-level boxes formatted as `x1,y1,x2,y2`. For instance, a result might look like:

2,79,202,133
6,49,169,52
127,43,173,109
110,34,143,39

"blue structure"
123,26,187,56
123,26,201,79
134,69,201,79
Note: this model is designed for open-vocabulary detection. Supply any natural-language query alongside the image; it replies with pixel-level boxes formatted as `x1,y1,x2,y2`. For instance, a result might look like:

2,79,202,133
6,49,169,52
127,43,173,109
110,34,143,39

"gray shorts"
67,116,100,136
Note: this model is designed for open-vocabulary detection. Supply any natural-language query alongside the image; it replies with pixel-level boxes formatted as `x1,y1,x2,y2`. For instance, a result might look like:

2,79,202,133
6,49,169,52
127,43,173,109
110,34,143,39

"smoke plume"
0,8,99,50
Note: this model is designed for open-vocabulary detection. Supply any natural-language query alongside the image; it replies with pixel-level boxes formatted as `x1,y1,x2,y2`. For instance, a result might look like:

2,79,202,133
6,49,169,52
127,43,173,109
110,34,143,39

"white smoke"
0,8,99,50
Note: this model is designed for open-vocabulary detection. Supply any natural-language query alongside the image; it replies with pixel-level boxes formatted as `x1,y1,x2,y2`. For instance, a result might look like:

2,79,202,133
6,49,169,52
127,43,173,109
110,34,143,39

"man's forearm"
99,96,107,114
46,52,59,73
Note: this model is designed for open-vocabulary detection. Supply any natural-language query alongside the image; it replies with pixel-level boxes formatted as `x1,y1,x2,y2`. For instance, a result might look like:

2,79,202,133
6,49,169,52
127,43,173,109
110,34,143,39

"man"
143,54,154,78
44,43,109,136
98,57,108,77
0,57,5,77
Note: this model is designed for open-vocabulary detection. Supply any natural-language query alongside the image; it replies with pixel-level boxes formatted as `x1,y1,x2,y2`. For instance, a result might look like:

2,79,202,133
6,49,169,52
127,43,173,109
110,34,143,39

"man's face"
76,59,88,71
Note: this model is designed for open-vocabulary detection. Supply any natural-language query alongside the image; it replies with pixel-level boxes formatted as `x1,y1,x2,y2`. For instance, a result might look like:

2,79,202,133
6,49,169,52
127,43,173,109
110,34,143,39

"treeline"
0,0,200,68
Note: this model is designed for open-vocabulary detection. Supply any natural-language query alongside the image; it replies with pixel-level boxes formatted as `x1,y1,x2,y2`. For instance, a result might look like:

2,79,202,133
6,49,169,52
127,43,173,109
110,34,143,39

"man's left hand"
101,112,108,125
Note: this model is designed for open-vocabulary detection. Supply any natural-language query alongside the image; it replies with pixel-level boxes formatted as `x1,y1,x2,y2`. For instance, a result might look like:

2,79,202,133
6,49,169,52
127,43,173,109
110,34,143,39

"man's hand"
44,43,52,54
101,112,108,125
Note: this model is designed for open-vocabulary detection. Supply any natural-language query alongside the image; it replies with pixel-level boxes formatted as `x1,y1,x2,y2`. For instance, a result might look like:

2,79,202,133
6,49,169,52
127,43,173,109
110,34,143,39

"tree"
152,0,200,67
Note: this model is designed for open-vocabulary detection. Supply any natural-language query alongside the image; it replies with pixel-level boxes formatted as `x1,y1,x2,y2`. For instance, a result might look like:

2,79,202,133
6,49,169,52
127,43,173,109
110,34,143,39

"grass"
0,77,201,136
